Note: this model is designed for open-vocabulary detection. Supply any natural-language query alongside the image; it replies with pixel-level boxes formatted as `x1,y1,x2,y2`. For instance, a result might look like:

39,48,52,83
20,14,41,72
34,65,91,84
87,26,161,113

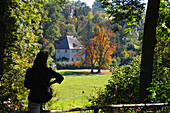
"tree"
95,26,115,73
41,0,69,57
155,0,170,69
85,38,98,73
0,0,49,112
0,0,67,112
89,57,141,108
78,20,94,45
99,0,145,24
0,0,16,80
92,0,105,14
85,26,114,73
42,0,64,43
139,0,160,103
92,12,104,24
99,0,161,103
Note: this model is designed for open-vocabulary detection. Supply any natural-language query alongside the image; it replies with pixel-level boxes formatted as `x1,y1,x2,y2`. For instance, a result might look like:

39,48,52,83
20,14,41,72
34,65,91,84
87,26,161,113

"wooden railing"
13,102,169,113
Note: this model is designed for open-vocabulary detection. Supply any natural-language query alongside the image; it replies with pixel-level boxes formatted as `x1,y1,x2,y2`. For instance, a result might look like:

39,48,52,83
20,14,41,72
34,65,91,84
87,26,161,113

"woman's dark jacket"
24,67,64,103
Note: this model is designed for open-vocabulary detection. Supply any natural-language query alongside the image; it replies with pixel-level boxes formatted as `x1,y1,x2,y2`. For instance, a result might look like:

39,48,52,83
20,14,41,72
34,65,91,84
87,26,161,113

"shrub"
89,57,141,106
147,66,170,103
56,61,91,69
56,61,74,70
89,55,170,112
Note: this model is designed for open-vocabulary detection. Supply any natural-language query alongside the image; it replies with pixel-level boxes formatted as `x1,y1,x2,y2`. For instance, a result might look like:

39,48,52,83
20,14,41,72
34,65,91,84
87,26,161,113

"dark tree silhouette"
139,0,160,103
98,0,161,102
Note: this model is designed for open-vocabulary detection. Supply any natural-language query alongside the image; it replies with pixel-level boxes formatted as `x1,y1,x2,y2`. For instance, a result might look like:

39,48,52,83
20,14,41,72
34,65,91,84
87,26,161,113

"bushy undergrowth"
56,61,78,69
89,57,141,106
89,56,170,112
147,66,170,103
56,61,93,70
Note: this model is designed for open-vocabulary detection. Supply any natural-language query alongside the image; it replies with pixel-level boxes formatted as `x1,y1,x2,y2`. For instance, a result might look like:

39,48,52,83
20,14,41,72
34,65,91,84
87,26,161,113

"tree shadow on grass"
59,71,112,76
59,71,97,76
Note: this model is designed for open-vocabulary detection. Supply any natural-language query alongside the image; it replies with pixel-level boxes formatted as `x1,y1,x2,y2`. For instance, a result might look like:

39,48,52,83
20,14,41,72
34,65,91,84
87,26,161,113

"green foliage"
89,57,141,107
39,0,144,68
65,24,78,36
147,65,170,111
42,0,63,43
111,58,118,67
147,74,170,103
56,61,90,70
89,1,170,110
38,38,56,58
56,61,74,70
146,0,170,103
96,0,144,66
111,19,143,65
40,0,143,69
92,0,105,14
99,0,145,25
155,0,170,68
0,0,48,112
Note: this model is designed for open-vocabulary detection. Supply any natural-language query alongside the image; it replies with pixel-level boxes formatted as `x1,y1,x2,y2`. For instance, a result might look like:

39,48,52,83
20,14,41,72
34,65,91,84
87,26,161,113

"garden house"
55,36,85,62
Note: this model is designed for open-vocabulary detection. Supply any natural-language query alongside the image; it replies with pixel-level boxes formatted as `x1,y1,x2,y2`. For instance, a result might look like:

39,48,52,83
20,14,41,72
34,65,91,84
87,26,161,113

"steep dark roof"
56,36,83,49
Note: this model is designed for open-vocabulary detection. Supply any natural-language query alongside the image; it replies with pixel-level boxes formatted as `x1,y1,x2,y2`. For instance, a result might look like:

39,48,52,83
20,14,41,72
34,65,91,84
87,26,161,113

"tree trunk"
91,64,94,73
139,0,160,103
98,68,101,73
97,54,102,73
0,0,8,80
90,54,94,73
0,49,4,80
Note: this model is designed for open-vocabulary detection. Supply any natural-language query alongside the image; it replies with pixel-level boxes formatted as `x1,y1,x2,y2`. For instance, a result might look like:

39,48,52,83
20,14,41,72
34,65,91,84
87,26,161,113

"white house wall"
56,49,85,62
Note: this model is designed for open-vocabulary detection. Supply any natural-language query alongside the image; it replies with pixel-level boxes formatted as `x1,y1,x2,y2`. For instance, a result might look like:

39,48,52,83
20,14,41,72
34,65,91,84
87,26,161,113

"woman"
24,51,64,113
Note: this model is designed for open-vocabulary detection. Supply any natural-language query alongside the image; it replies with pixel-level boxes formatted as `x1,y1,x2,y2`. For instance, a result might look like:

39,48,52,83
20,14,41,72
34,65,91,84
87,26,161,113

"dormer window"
73,43,77,47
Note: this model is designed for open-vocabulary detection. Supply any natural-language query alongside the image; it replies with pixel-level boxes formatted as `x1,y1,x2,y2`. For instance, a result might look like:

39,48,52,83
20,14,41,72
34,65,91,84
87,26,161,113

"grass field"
46,69,112,110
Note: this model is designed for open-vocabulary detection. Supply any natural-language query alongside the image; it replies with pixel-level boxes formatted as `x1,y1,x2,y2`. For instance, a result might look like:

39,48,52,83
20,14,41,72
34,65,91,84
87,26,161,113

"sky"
71,0,148,8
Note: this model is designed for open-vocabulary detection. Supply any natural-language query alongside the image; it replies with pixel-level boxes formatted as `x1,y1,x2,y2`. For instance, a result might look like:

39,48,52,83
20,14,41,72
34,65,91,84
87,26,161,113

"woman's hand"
49,80,57,86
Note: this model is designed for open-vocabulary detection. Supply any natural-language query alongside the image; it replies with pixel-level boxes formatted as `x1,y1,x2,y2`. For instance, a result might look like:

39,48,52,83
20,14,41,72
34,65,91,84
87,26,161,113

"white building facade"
56,36,85,62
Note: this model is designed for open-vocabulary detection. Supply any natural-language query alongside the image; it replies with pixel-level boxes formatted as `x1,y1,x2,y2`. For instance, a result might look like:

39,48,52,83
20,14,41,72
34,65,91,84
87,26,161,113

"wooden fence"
13,102,169,113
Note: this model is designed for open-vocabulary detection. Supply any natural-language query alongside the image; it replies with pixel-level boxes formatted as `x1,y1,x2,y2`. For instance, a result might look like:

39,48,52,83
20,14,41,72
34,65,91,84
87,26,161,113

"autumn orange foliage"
85,25,116,72
72,61,82,66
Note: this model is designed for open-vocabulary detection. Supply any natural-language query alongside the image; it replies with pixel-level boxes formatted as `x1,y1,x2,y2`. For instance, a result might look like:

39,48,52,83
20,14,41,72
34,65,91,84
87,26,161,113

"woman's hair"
33,51,49,69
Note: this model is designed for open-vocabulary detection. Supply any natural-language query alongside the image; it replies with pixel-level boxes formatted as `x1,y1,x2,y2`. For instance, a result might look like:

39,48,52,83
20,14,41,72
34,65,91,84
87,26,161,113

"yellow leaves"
122,49,129,57
86,25,116,69
134,44,140,49
86,11,94,20
122,50,136,58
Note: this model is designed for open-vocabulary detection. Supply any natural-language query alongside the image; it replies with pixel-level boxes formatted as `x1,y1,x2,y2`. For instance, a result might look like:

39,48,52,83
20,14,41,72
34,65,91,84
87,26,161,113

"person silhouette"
24,51,64,113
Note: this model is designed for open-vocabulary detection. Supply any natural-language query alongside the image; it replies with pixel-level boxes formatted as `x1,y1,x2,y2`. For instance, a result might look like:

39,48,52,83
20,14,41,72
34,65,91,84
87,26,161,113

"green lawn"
46,69,111,110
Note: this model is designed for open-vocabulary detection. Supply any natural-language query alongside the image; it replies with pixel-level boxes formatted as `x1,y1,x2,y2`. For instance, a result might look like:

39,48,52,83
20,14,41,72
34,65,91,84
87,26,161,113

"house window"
72,58,74,61
65,50,67,53
73,43,77,47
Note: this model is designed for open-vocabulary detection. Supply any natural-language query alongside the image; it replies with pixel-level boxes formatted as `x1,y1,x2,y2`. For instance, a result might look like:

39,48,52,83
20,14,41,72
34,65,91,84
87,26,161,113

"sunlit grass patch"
46,69,111,109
